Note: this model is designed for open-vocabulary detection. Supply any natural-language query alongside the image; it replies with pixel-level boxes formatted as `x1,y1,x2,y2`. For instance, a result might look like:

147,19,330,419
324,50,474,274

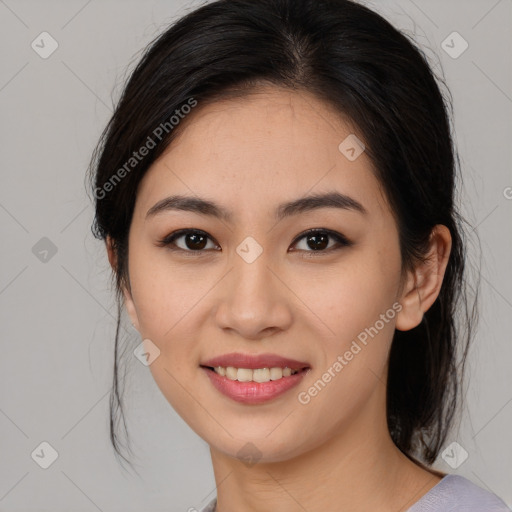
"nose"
213,247,293,340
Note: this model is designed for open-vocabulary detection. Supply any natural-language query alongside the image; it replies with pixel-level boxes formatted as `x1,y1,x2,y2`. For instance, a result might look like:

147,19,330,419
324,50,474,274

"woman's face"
121,86,411,463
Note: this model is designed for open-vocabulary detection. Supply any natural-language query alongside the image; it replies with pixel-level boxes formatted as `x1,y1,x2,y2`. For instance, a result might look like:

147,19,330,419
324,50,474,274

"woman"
88,0,510,510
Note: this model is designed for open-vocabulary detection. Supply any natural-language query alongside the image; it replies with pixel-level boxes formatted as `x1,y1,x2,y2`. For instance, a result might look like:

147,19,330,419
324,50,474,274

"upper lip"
200,352,310,370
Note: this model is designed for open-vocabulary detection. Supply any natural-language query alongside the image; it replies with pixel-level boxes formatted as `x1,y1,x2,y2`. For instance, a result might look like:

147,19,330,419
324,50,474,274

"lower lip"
201,366,309,404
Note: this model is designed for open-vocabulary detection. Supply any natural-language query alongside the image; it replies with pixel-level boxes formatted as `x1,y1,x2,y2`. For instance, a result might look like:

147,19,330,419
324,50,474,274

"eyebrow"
145,191,368,223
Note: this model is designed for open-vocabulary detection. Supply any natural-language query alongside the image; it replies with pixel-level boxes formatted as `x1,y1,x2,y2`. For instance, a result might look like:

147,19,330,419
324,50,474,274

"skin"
107,85,452,512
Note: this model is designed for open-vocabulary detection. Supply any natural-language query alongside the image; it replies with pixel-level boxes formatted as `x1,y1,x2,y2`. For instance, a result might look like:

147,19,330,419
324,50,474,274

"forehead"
135,86,391,222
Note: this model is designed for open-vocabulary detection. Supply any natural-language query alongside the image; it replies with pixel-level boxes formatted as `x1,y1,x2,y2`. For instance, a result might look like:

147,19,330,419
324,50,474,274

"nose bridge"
230,234,274,302
213,234,291,337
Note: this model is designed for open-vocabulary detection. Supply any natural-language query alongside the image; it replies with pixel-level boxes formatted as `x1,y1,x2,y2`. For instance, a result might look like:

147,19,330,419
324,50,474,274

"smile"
200,365,310,404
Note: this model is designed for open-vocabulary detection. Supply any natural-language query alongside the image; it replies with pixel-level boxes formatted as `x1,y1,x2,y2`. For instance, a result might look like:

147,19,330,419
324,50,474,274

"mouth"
199,352,311,404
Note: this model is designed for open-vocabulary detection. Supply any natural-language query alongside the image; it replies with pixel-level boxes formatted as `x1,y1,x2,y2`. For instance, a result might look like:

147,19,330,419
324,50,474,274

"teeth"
215,366,227,377
213,366,301,382
226,366,237,380
270,367,284,380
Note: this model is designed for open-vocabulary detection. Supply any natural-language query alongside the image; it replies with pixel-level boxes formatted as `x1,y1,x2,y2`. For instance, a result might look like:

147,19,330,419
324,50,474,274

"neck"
208,382,443,512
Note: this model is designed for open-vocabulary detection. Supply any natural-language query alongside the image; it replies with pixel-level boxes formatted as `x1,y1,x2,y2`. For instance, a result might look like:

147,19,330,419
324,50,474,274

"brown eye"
290,229,352,253
158,229,219,252
158,228,352,256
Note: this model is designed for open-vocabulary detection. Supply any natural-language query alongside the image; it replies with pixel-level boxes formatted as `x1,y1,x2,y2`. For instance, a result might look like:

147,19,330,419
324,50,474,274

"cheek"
296,248,400,335
302,246,402,379
296,263,399,424
127,249,209,415
128,245,208,337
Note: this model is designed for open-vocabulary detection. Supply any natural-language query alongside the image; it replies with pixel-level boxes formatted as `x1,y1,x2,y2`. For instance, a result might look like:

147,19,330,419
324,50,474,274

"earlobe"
106,236,117,271
123,285,141,332
395,271,424,331
106,236,140,332
395,225,452,332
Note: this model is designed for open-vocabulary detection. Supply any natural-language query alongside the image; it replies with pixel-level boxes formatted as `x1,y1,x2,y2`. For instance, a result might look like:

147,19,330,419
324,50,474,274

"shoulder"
408,474,511,512
197,477,511,512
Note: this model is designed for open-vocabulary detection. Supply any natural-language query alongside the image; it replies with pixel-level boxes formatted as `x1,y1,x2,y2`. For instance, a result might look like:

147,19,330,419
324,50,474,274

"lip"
201,366,310,404
200,352,311,405
200,352,310,371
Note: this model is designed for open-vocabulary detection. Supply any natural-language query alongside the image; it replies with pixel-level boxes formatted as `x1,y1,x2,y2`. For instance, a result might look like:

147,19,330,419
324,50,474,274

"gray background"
0,0,510,510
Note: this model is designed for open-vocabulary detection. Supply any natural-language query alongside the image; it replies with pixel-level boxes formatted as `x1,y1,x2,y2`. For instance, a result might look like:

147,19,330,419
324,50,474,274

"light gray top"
199,474,511,511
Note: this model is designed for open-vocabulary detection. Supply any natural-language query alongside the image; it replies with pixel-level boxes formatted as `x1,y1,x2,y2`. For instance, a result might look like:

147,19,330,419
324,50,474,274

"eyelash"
156,228,352,257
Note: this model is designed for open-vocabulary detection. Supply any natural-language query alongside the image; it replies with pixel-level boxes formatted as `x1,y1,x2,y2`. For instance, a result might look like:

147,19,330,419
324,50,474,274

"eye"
157,228,352,255
290,228,352,255
157,229,219,253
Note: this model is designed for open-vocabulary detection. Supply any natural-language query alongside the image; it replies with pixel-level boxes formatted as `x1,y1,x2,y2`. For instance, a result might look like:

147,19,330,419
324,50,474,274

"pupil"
187,233,207,250
308,233,328,250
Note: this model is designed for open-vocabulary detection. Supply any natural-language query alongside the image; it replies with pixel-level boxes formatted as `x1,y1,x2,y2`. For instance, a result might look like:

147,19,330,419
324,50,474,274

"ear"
105,236,140,332
395,225,452,331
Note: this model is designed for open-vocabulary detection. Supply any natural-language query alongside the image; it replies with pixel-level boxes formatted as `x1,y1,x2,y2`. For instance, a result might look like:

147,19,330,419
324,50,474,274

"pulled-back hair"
88,0,478,470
